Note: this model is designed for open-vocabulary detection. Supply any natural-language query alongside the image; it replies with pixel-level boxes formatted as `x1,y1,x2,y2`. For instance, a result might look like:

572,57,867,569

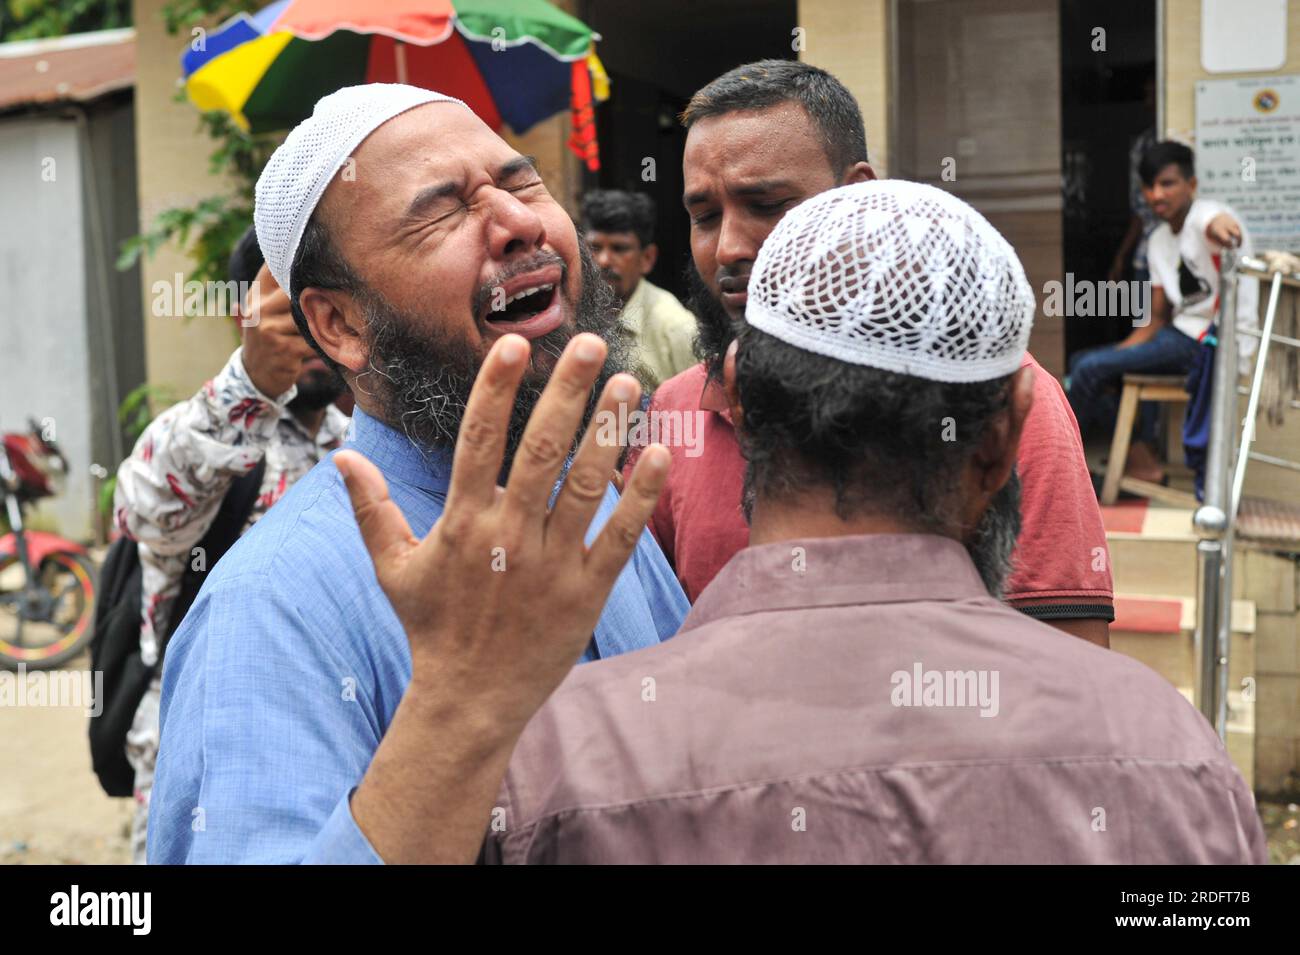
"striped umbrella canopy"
181,0,608,169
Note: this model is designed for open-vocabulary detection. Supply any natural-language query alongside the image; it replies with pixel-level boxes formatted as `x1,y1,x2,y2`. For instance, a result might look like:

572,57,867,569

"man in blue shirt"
147,84,688,863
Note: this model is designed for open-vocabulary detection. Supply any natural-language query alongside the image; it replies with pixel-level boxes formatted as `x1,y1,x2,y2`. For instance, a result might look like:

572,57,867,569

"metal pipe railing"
1236,254,1300,287
1192,248,1240,735
1191,249,1300,737
1249,451,1300,473
1231,272,1285,521
1238,326,1300,350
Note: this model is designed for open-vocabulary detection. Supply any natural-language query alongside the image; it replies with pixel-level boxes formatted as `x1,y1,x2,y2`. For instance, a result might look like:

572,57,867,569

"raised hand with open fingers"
334,331,670,733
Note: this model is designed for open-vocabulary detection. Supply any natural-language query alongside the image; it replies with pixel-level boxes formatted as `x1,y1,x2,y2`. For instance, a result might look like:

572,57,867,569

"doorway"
1059,0,1158,360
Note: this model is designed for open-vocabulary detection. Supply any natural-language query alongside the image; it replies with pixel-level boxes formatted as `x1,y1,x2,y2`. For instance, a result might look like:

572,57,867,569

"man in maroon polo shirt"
627,60,1114,646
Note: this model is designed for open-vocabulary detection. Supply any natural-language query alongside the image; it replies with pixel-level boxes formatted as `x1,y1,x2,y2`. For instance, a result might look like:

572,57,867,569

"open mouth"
720,287,749,315
482,268,566,340
718,275,750,314
498,283,555,319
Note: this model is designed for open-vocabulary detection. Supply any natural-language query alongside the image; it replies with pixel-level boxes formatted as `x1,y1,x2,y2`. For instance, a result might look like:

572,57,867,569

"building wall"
1158,0,1300,792
0,116,94,537
1163,0,1300,141
797,0,890,175
1165,0,1300,504
131,0,243,404
83,97,145,509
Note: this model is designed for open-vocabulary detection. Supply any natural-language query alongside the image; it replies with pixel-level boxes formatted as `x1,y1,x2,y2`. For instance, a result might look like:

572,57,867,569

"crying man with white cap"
147,85,689,864
333,179,1265,864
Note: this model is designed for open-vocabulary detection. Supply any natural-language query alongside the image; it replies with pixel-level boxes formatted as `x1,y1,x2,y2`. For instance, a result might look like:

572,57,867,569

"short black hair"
580,190,656,247
228,224,264,285
287,213,364,376
681,59,869,175
1139,141,1195,186
734,323,1011,529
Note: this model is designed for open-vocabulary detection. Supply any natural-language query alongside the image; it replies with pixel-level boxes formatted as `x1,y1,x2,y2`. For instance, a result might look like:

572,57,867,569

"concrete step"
1108,536,1200,599
1111,593,1257,783
1110,593,1255,692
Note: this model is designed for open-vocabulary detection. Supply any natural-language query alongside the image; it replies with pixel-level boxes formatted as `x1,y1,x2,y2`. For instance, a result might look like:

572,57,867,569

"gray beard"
352,241,631,475
965,470,1022,600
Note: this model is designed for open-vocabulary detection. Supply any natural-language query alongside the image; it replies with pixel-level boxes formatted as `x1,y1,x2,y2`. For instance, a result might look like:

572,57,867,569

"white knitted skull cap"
255,84,469,294
746,179,1035,383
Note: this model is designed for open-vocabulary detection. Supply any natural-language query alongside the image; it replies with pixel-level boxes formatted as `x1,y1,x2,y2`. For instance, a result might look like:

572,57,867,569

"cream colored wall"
797,0,890,175
131,0,578,400
132,0,243,402
1162,0,1300,141
1165,1,1300,795
1165,0,1300,503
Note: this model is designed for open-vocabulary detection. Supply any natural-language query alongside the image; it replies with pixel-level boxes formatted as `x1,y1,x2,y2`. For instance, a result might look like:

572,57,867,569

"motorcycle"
0,419,96,670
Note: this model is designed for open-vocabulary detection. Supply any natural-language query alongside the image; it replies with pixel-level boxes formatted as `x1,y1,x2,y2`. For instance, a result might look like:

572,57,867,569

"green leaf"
98,474,117,519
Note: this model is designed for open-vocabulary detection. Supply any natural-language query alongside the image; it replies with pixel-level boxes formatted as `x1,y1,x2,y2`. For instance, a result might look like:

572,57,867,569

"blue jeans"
1067,325,1201,443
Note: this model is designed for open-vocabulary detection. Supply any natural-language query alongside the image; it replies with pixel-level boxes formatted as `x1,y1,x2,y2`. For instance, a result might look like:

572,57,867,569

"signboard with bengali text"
1194,74,1300,250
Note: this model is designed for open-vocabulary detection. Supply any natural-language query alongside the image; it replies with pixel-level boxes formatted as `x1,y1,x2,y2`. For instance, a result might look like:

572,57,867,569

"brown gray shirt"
484,534,1266,863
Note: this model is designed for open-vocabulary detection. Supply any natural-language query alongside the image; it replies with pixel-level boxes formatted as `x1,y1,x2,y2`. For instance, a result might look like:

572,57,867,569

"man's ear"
640,242,658,276
842,161,877,186
298,287,368,373
972,364,1035,496
722,339,743,430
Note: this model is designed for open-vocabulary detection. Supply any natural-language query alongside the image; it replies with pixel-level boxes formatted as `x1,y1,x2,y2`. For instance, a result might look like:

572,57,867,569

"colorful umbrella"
181,0,609,169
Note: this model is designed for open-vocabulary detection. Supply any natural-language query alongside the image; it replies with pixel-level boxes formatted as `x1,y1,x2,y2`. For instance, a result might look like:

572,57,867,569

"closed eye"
506,179,546,194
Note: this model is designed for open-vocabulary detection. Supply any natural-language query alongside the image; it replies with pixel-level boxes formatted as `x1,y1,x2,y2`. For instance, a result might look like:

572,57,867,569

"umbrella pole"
395,40,408,84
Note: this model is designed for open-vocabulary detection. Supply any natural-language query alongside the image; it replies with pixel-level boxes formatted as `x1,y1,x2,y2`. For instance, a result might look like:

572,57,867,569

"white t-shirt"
1147,198,1258,348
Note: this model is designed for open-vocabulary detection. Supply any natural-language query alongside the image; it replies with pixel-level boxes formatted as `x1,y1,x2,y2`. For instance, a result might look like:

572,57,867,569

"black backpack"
88,461,265,797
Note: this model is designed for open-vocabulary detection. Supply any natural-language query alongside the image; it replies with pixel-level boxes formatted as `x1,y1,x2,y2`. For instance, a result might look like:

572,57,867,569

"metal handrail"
1236,254,1300,287
1249,451,1300,474
1238,326,1300,350
1193,248,1298,738
1231,272,1285,520
1192,247,1237,736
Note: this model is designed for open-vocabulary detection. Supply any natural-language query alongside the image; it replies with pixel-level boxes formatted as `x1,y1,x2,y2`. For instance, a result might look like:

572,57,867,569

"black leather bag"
88,461,265,797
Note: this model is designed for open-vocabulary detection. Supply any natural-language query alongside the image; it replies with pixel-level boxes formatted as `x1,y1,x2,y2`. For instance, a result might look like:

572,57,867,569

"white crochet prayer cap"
255,84,468,294
747,180,1035,383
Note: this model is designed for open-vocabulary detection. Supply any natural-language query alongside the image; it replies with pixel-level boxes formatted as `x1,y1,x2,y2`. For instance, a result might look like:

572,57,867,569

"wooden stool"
1100,374,1197,506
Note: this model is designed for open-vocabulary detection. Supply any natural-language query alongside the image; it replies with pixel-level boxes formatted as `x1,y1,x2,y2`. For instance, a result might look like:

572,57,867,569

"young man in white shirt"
1067,140,1256,484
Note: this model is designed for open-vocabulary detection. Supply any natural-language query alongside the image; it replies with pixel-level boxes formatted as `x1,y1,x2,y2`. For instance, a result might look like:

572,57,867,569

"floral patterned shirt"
114,347,348,664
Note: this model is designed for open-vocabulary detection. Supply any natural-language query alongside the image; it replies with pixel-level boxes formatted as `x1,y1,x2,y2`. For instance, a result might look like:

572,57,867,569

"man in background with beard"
332,181,1264,863
632,61,1115,647
146,85,687,864
114,225,348,863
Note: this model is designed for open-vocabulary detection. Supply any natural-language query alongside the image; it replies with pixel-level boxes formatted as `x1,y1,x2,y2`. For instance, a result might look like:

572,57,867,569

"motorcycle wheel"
0,551,97,671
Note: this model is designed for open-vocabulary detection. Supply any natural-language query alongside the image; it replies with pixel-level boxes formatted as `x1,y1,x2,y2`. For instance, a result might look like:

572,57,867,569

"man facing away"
580,189,697,387
147,85,687,864
115,226,347,863
630,60,1115,648
1068,140,1257,485
334,180,1265,863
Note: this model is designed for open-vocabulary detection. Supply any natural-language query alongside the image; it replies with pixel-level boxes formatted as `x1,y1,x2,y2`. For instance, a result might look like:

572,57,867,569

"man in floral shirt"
114,227,348,862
